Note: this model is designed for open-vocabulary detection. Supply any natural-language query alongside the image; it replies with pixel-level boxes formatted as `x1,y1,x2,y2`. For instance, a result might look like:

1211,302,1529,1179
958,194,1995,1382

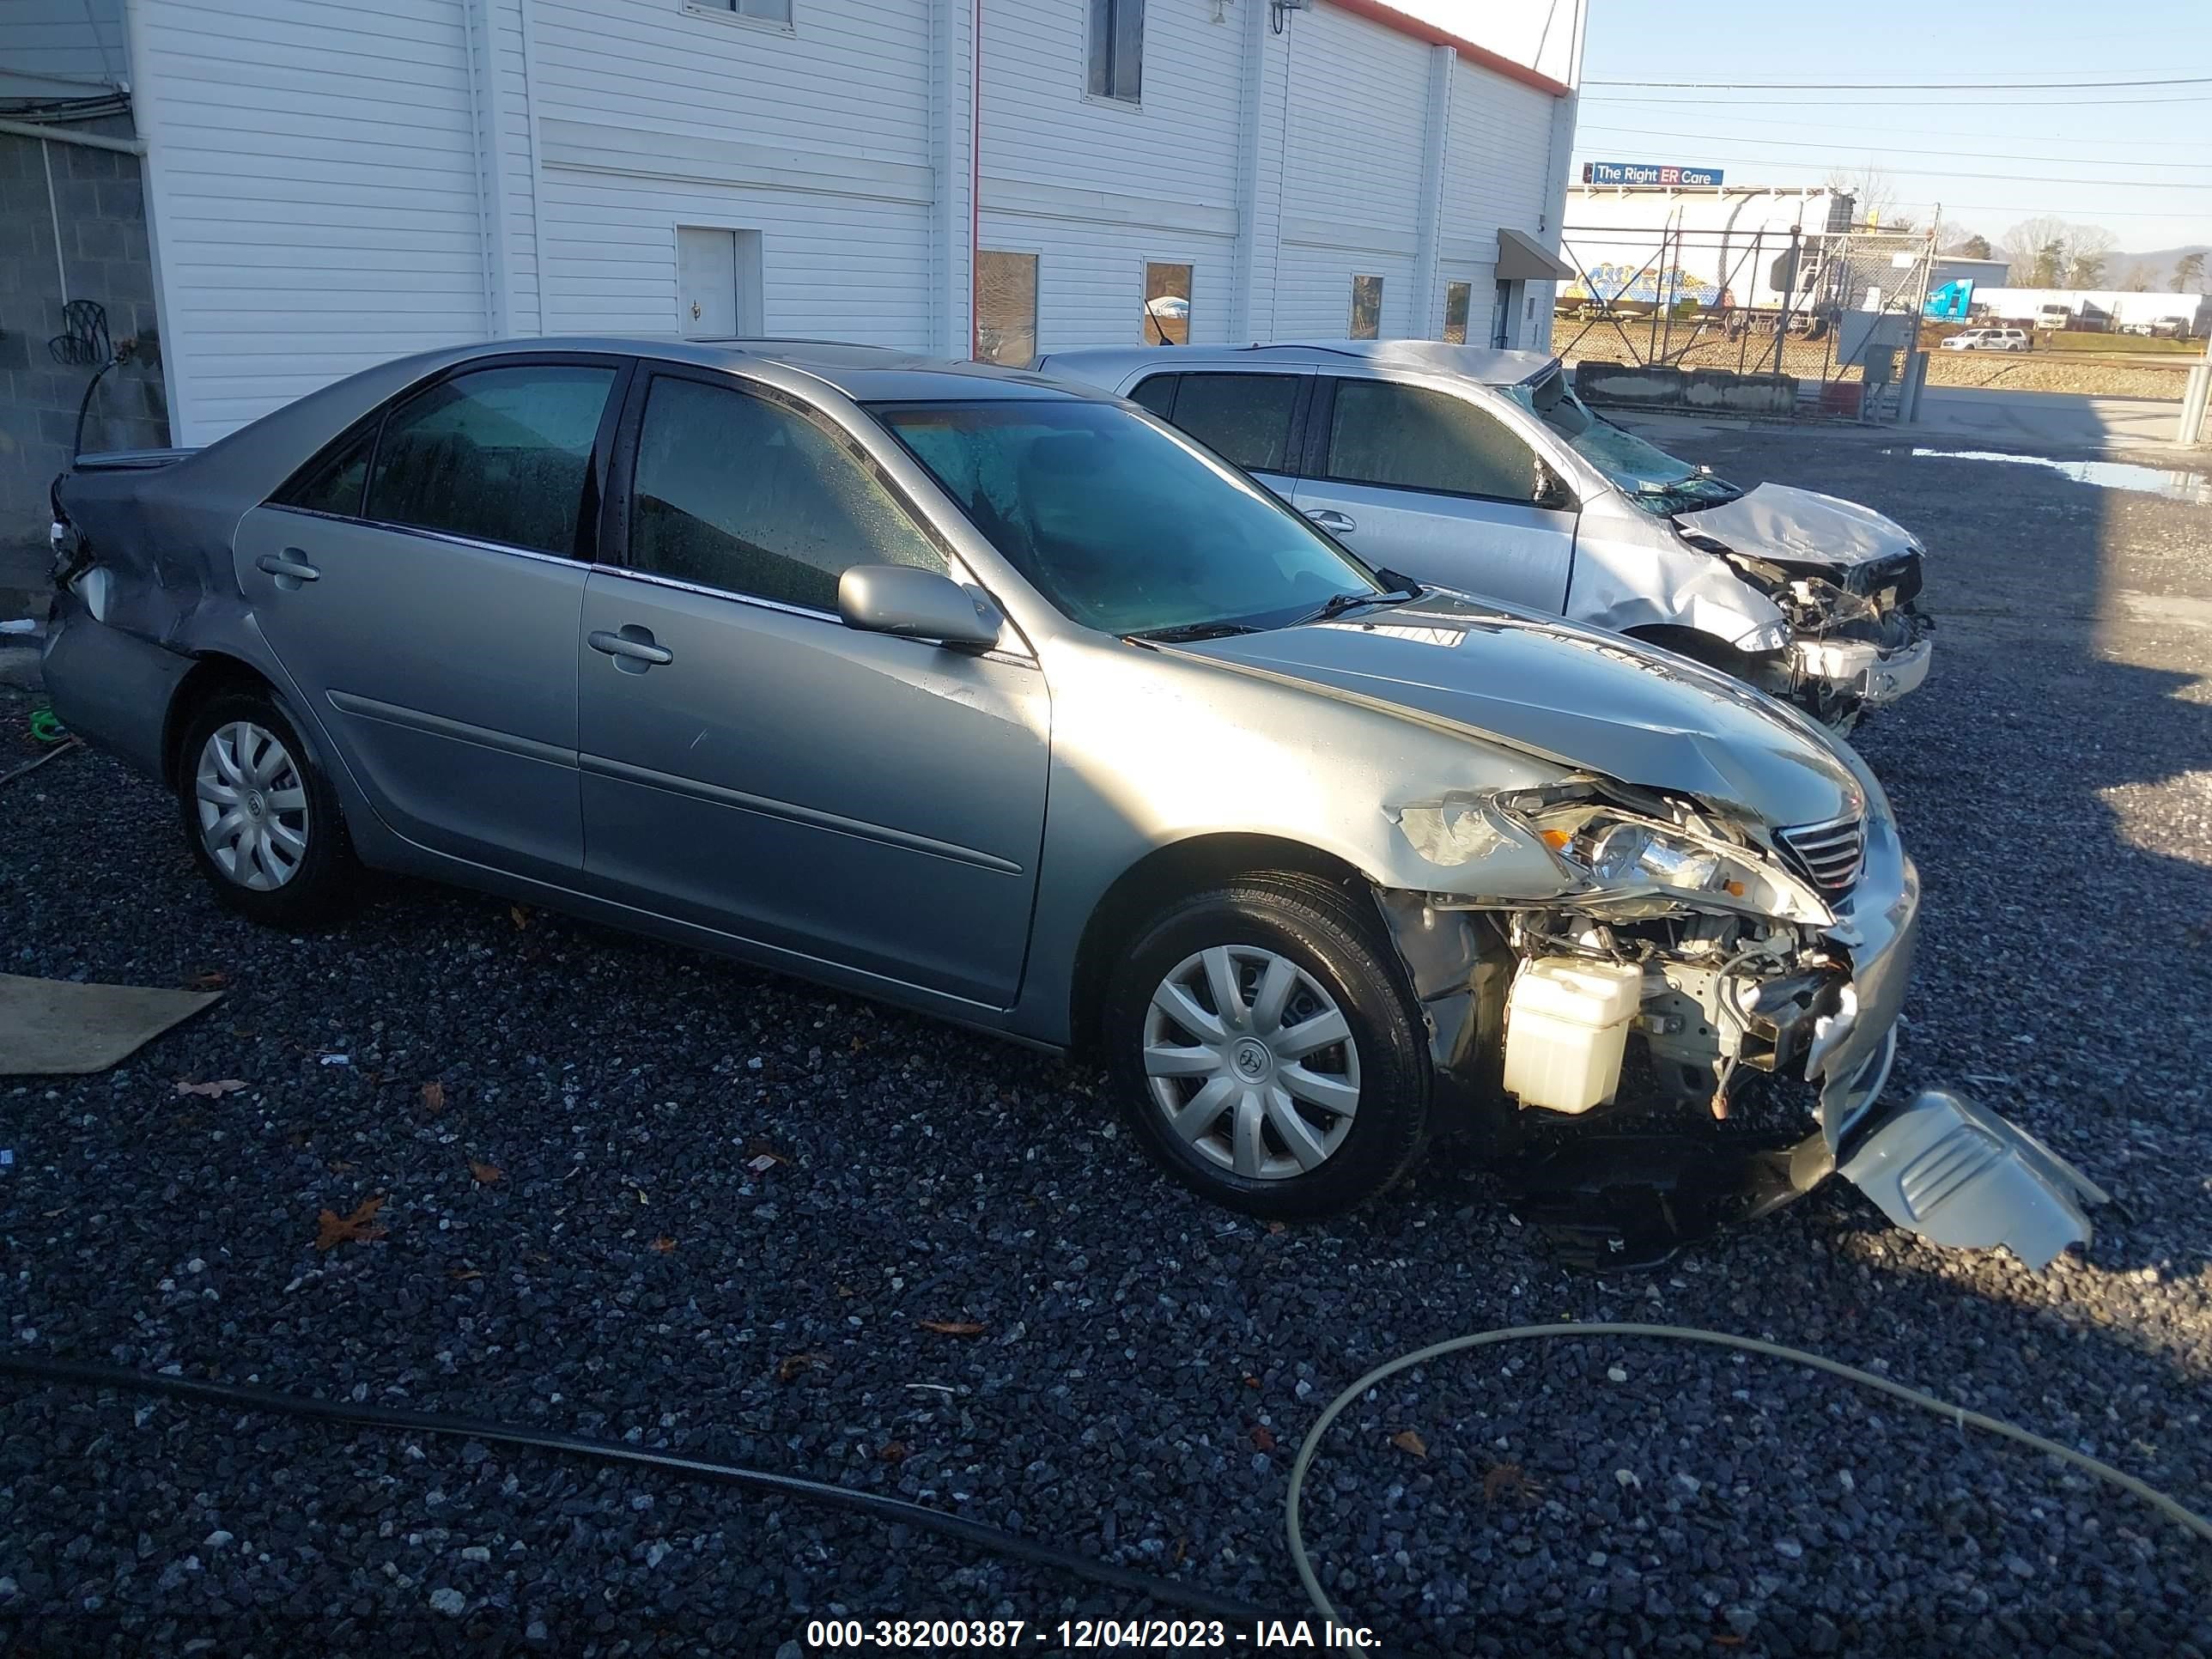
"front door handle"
256,550,321,587
588,626,673,672
1304,508,1358,535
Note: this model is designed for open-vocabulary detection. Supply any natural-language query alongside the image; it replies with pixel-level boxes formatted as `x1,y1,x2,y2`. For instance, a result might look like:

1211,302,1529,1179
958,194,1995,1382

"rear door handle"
256,550,321,586
588,627,673,671
1304,508,1357,535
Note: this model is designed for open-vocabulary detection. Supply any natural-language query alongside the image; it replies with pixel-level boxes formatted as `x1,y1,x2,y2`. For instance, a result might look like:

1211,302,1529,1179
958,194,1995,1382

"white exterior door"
677,228,763,338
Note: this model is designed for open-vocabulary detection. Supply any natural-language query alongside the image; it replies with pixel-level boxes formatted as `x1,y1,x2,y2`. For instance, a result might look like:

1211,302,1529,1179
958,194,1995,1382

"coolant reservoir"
1501,957,1644,1115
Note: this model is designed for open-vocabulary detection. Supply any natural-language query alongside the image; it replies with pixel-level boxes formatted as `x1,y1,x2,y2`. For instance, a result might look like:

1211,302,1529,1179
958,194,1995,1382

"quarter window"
1087,0,1144,101
1324,379,1540,502
627,376,944,612
365,364,617,556
276,423,374,517
1160,374,1302,473
706,0,791,21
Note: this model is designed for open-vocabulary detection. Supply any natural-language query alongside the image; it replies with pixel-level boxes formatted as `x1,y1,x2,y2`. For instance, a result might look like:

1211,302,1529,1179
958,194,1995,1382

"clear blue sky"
1411,0,2209,259
1564,0,2210,258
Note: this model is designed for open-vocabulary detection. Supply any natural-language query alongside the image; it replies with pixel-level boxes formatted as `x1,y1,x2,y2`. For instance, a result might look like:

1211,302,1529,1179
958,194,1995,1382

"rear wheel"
1103,874,1431,1219
176,690,356,927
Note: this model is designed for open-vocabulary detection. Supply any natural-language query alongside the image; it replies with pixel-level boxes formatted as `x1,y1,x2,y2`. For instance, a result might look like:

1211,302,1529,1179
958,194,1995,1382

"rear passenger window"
627,376,945,612
1325,379,1537,502
1168,374,1301,473
366,365,617,556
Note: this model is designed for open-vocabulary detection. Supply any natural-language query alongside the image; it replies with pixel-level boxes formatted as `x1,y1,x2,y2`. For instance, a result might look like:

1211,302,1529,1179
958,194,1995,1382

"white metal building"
3,0,1584,450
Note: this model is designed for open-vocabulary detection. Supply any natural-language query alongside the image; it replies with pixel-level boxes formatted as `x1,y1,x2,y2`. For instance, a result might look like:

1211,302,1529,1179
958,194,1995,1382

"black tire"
175,688,357,927
1103,873,1431,1219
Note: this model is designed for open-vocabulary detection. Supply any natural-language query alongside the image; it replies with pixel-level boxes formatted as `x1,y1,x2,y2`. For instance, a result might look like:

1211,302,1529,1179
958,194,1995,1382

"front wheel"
1103,874,1432,1219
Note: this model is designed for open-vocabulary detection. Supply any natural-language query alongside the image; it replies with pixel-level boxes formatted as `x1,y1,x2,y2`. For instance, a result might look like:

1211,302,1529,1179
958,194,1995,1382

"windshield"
1504,368,1742,515
872,399,1382,636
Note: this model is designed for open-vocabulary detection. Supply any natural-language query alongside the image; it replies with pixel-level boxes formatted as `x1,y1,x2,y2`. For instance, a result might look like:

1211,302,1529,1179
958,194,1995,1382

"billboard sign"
1581,161,1724,187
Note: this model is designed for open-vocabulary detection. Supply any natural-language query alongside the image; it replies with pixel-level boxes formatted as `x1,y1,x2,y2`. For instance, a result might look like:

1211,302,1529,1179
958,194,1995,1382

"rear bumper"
40,600,189,783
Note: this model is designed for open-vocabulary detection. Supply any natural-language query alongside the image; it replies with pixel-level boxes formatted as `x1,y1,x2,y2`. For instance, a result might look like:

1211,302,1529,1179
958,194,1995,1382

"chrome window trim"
262,504,586,570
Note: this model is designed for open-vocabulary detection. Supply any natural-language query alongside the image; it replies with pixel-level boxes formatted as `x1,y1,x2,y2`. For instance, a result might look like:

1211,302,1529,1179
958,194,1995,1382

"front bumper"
1790,633,1933,709
1804,823,2102,1267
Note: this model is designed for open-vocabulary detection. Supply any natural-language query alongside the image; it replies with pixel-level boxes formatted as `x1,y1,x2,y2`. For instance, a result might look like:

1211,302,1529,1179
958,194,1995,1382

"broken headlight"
1520,803,1833,927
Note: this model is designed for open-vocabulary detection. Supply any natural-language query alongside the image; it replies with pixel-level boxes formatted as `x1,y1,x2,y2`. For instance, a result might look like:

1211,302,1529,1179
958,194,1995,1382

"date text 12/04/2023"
802,1618,1381,1649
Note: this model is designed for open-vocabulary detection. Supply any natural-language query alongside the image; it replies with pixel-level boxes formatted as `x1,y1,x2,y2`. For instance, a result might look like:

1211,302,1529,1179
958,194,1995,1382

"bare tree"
1997,218,2118,289
2123,263,2157,292
1933,220,1988,256
1999,216,2073,280
2179,251,2208,293
1824,166,1905,228
2066,224,2117,288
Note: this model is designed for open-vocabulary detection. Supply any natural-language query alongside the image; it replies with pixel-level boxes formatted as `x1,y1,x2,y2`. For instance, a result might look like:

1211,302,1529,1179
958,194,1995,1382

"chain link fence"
1553,213,1937,421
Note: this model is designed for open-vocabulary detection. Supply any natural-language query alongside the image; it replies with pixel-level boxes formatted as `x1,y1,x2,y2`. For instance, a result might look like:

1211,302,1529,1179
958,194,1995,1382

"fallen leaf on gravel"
878,1440,908,1464
184,970,228,991
174,1079,247,1098
421,1081,445,1113
314,1195,387,1251
509,904,530,929
1251,1425,1276,1453
468,1159,503,1185
651,1236,677,1253
775,1352,827,1383
448,1268,482,1281
1243,1374,1261,1389
918,1319,985,1337
1266,1222,1285,1235
1390,1430,1428,1459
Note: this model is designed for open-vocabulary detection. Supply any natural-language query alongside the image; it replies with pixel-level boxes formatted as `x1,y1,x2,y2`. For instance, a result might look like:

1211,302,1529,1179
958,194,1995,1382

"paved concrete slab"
1913,388,2185,450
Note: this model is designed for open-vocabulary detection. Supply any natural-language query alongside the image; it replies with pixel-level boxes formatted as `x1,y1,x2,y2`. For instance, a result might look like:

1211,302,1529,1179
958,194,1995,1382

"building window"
714,0,792,21
1443,282,1472,345
1350,275,1383,340
1088,0,1144,102
975,250,1039,366
1143,262,1191,344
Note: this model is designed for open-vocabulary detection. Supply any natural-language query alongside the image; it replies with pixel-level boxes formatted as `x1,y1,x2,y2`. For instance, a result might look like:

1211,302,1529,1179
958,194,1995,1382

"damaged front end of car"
1670,485,1936,730
1372,775,2103,1269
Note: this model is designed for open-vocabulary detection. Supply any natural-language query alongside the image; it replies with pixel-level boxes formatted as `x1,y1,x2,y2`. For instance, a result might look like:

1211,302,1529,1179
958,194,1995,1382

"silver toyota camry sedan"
42,338,2097,1265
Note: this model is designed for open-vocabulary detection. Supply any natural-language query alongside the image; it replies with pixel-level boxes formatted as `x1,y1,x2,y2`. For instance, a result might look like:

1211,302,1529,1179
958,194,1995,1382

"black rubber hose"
1,1355,1279,1626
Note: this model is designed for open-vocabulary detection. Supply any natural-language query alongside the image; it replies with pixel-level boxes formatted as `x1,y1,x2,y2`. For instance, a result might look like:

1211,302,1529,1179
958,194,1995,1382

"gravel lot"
1565,339,2191,401
3,431,2209,1656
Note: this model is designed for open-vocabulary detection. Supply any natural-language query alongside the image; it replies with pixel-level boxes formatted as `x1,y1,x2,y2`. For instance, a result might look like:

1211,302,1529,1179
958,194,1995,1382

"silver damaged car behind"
44,337,2089,1266
1039,340,1935,728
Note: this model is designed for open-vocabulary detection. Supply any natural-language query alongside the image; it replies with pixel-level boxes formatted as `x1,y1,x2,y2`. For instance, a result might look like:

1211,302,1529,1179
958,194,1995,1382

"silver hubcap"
1141,945,1361,1181
195,720,309,890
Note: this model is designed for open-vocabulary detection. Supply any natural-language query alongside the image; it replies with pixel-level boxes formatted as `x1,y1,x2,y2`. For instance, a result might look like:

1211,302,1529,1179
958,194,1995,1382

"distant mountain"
2118,246,2210,290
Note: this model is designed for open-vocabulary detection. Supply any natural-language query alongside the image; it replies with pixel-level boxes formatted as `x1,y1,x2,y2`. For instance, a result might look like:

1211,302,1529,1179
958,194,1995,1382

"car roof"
456,336,1084,402
1036,338,1560,386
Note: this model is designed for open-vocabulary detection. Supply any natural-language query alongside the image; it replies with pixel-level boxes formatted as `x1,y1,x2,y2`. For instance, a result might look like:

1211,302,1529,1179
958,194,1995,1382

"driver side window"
1324,379,1539,503
628,376,945,612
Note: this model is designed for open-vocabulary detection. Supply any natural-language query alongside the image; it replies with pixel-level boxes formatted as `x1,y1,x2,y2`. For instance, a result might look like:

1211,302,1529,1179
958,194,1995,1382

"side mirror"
837,564,1005,650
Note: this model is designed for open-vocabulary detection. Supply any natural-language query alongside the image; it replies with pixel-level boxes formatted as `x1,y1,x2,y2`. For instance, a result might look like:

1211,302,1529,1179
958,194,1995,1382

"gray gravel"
3,429,2209,1656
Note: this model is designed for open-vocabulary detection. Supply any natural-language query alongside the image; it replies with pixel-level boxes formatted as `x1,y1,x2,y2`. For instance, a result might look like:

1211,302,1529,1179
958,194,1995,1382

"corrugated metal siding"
978,0,1242,349
136,0,489,441
1271,5,1427,339
526,0,936,341
1443,64,1553,240
0,0,127,94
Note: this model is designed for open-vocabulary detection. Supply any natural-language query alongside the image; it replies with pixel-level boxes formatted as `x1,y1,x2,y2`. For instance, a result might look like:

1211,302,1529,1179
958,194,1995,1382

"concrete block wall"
0,118,169,556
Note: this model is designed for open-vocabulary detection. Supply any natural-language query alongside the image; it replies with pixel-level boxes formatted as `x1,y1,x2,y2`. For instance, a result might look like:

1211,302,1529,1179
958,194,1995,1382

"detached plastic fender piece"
1836,1088,2108,1269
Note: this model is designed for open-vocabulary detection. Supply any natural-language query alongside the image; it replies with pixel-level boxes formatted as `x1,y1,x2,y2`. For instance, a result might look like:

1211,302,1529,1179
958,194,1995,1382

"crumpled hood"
1678,482,1921,569
1174,592,1865,830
